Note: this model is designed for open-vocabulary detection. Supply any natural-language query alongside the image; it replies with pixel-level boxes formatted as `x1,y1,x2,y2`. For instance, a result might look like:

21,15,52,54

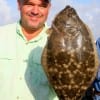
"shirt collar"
16,21,48,43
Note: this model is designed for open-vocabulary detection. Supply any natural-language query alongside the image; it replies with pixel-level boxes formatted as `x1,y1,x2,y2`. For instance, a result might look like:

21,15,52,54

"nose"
31,6,39,15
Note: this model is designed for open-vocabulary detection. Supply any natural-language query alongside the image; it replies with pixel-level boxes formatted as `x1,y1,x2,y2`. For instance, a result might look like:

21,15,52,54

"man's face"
17,0,51,30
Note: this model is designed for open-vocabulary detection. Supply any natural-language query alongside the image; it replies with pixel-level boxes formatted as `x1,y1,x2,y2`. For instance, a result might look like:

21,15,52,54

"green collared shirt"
0,22,58,100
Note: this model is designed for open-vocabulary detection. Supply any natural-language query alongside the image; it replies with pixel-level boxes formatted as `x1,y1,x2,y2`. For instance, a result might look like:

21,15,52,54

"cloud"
47,0,67,25
0,0,19,25
74,0,100,40
71,0,100,40
48,0,100,40
0,0,12,25
0,0,100,40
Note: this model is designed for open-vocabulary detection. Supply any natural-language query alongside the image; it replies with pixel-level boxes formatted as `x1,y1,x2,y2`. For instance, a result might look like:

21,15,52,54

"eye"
25,2,33,6
39,3,49,8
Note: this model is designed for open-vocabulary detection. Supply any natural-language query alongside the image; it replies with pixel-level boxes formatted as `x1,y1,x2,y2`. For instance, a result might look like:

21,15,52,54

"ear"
17,0,21,10
48,3,51,10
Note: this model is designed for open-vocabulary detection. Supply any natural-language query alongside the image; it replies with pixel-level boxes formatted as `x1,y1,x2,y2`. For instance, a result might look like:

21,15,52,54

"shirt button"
25,42,29,44
16,96,19,99
19,77,22,80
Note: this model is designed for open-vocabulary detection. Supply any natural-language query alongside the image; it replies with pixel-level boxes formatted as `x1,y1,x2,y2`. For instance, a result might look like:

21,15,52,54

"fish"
41,5,99,100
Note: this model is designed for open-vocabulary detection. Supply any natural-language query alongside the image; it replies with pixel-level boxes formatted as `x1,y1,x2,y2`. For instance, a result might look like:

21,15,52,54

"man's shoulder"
96,38,100,43
0,22,17,31
0,22,17,38
0,22,17,41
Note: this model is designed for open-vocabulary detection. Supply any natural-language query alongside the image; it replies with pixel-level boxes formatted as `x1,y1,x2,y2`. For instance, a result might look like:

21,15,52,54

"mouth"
28,14,42,21
30,17,38,21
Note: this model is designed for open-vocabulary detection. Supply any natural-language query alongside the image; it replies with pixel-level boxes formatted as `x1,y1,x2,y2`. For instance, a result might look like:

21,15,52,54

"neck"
21,26,44,41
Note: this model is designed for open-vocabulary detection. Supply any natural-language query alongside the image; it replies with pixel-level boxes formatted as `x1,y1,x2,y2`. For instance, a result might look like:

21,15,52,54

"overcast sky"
0,0,100,40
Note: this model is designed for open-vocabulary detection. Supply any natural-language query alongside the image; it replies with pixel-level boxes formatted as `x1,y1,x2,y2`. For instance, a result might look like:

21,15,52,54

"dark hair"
18,0,51,4
44,0,51,3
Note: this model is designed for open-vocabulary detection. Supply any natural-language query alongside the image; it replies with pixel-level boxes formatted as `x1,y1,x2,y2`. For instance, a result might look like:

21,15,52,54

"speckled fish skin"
42,5,99,100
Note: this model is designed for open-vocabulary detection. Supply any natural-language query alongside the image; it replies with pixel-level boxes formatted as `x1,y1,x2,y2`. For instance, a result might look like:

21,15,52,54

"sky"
0,0,100,40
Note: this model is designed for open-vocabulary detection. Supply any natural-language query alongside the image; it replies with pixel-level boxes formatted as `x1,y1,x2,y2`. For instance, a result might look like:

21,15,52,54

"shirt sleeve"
92,38,100,92
96,38,100,60
95,38,100,80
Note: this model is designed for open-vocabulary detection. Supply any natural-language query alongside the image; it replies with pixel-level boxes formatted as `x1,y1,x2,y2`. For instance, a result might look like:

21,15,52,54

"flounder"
41,5,99,100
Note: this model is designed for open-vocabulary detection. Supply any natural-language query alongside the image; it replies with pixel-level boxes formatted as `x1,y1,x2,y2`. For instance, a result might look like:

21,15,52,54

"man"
0,0,58,100
83,38,100,100
92,38,100,100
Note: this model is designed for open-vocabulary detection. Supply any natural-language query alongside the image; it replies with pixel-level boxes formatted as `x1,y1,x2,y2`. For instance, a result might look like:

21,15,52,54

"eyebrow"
22,0,50,3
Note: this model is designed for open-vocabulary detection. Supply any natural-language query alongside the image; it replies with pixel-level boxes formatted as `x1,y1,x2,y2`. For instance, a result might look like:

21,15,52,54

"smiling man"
0,0,58,100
